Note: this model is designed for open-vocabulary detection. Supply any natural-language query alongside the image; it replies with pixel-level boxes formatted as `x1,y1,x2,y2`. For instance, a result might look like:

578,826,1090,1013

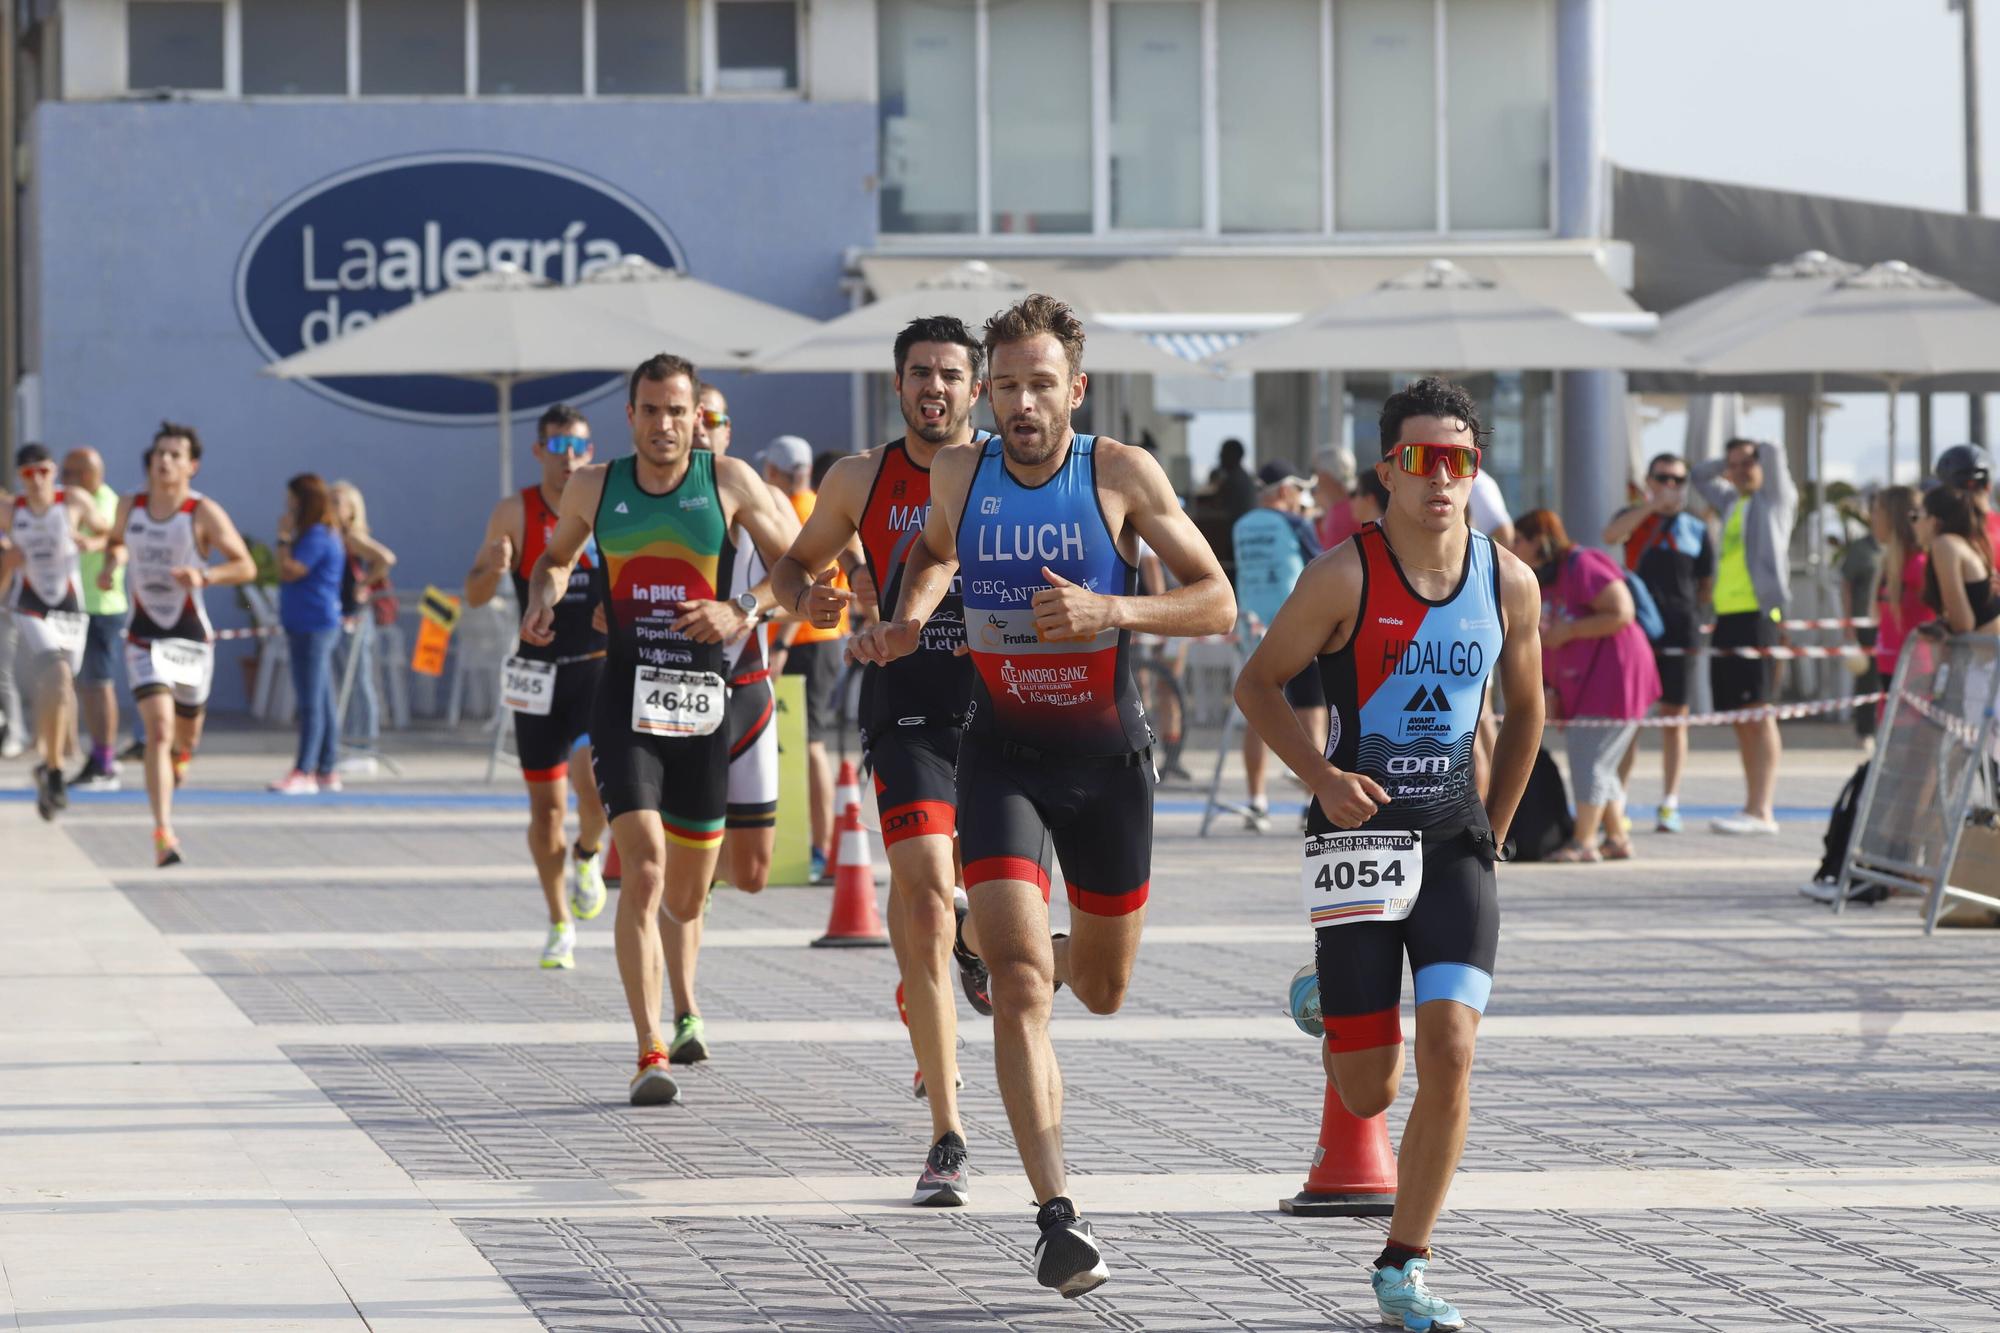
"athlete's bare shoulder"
559,462,611,516
1090,436,1175,501
816,451,883,520
1490,537,1541,626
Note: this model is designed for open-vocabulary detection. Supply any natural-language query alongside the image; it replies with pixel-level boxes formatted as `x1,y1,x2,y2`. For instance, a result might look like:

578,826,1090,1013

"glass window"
989,0,1091,234
1335,0,1436,232
1218,0,1321,232
715,1,799,92
1109,2,1201,231
596,0,695,94
479,0,583,94
242,0,347,95
360,0,467,96
1446,0,1551,230
127,2,225,91
877,0,977,234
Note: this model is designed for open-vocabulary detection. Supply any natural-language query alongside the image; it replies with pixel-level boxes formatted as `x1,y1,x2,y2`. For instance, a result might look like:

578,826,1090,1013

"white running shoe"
267,770,319,795
540,921,575,970
1711,813,1780,836
1244,800,1272,834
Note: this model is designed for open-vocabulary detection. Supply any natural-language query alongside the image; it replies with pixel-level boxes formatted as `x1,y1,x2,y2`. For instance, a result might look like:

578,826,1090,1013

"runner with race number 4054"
1234,377,1544,1333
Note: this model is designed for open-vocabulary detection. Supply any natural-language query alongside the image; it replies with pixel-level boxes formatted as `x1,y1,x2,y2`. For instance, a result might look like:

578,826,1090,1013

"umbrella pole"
498,377,514,498
1885,376,1900,483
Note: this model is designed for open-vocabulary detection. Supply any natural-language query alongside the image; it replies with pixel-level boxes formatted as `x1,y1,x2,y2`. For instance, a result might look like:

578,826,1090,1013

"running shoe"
1799,878,1890,906
154,829,182,868
1244,799,1272,834
539,921,575,970
669,1012,708,1065
911,1130,969,1207
1712,812,1780,836
1656,803,1682,833
317,771,343,794
1033,1197,1109,1299
70,753,120,793
1287,962,1323,1038
629,1042,680,1106
811,846,830,884
0,730,23,760
170,749,191,788
952,899,992,1016
34,765,61,822
268,769,317,795
1372,1258,1465,1332
571,845,607,920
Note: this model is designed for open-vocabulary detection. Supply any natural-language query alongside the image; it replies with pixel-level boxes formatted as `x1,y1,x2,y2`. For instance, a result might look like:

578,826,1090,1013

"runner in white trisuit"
1,443,109,820
99,423,257,866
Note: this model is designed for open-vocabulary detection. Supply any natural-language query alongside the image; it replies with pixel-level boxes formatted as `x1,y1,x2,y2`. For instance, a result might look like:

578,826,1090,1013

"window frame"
883,0,1559,244
121,0,804,101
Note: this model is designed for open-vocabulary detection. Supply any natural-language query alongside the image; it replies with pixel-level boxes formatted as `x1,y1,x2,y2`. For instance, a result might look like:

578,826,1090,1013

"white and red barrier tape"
202,618,363,643
1657,643,1872,660
1547,693,1886,729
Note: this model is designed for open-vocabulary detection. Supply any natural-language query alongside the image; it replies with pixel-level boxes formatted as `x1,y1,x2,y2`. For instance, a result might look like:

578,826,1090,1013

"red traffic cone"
1278,1080,1397,1216
812,798,888,947
833,759,862,824
603,839,622,888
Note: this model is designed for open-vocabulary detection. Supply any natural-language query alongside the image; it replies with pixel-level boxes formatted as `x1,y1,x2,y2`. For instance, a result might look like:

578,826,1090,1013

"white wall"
807,0,875,103
58,0,124,101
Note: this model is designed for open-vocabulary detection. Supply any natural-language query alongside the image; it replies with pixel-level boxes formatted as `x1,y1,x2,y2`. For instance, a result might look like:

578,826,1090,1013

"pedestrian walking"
1513,509,1660,862
271,474,345,794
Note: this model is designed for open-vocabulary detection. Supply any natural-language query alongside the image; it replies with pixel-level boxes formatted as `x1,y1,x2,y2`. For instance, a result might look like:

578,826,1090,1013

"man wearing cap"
763,434,844,880
1231,461,1326,831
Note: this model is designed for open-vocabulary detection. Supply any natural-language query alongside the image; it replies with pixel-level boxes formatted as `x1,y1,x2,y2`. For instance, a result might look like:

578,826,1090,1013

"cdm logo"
884,808,932,835
1386,755,1451,776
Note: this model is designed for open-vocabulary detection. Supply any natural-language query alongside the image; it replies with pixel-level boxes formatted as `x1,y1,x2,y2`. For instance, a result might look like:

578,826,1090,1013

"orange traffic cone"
603,839,622,888
1278,1080,1398,1216
813,795,889,948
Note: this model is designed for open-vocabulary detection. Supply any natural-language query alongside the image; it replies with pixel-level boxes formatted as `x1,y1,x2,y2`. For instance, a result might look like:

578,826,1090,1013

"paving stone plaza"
7,730,2000,1331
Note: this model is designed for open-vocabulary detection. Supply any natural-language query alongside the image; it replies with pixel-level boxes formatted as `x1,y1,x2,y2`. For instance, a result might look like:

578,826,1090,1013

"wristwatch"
733,592,760,620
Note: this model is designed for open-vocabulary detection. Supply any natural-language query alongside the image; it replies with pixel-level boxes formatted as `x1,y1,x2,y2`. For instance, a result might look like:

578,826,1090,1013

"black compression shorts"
514,657,602,782
865,725,961,848
1310,819,1500,1052
1652,646,1691,708
589,667,728,848
957,735,1153,916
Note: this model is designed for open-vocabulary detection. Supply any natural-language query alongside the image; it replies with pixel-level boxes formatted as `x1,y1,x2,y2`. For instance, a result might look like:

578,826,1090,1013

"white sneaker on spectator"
1798,879,1841,903
1712,812,1780,836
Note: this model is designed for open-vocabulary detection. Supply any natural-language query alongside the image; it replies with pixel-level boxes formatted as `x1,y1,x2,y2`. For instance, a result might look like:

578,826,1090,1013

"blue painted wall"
33,98,877,710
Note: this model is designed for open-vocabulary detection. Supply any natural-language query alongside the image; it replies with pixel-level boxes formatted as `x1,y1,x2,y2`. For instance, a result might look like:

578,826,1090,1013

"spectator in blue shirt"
272,473,345,794
1230,461,1325,831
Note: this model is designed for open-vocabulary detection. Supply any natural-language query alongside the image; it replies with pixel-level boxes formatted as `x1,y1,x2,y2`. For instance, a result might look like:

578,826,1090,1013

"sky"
1604,0,1996,486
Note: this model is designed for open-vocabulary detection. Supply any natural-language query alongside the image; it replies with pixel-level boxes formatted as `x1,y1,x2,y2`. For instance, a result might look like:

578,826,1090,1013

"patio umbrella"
1668,259,2000,467
263,266,737,496
567,256,822,357
747,261,1198,376
1210,259,1689,374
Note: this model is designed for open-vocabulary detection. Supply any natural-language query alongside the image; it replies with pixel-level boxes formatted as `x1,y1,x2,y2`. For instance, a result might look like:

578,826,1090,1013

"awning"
856,248,1645,333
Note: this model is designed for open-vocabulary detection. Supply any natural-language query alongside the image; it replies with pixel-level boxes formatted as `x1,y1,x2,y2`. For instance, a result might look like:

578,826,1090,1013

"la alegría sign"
236,152,684,422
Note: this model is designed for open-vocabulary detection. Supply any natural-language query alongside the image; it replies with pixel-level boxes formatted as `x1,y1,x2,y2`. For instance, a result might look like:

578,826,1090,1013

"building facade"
3,0,1625,709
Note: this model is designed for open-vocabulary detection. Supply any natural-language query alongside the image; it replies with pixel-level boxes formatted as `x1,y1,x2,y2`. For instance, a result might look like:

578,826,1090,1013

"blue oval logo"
236,152,685,422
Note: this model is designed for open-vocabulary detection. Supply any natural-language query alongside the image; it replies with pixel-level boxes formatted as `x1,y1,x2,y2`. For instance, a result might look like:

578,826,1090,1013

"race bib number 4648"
631,667,725,737
1301,829,1423,928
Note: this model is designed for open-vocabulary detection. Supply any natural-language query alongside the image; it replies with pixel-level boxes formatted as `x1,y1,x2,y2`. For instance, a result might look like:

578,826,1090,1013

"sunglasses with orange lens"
17,463,55,481
701,409,730,429
1391,443,1481,479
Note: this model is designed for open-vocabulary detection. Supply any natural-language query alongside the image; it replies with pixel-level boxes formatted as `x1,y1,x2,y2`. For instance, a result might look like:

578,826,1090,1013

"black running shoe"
48,763,67,812
952,900,992,1016
34,765,59,822
911,1130,969,1207
1033,1196,1108,1299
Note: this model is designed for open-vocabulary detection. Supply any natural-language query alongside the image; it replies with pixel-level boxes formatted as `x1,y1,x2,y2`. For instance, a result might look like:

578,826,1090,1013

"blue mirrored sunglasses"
543,434,591,456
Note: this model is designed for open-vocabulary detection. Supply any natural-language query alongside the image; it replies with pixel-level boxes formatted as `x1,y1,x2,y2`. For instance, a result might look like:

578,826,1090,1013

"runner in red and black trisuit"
774,315,992,1209
464,404,612,973
848,296,1235,1298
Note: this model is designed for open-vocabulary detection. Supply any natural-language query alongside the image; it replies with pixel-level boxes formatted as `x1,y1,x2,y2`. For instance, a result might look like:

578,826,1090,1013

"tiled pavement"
8,733,2000,1331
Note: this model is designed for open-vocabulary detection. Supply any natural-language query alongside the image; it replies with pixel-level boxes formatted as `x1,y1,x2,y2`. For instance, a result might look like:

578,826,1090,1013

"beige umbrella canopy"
1212,259,1688,374
263,267,734,496
568,256,822,358
747,261,1199,377
1667,259,2000,462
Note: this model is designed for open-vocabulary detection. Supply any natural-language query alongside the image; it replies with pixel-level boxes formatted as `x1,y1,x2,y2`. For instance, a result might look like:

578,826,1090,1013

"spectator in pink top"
1512,509,1661,863
1870,486,1932,687
1313,446,1360,551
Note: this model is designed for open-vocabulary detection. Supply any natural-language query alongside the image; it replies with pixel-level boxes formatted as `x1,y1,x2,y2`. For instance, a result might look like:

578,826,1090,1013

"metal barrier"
1837,631,2000,932
1197,621,1263,838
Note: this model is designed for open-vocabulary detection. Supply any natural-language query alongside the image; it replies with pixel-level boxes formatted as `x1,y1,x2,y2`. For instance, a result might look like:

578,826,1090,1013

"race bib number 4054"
1302,829,1423,928
631,667,725,737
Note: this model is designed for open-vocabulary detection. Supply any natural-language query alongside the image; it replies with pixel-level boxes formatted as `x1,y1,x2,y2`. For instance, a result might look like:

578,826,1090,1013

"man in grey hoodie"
1692,437,1797,835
